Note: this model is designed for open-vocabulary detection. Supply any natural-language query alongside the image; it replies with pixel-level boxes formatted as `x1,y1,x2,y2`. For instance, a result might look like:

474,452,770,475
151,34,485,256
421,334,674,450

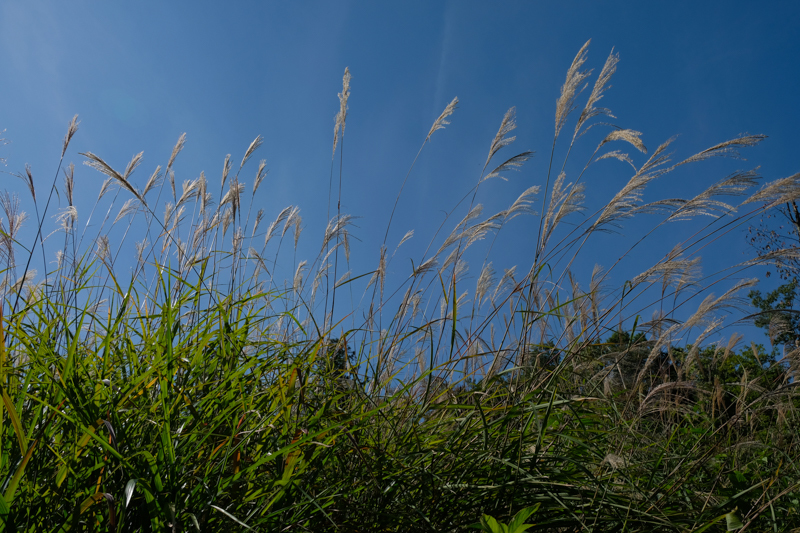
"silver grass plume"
396,230,413,250
437,204,483,256
63,163,74,205
541,172,585,247
589,264,604,331
716,333,743,369
342,230,350,261
683,278,758,332
190,221,209,255
502,185,540,223
575,49,619,137
232,227,244,259
283,206,301,239
253,159,268,193
475,262,495,308
23,279,45,305
742,247,800,270
163,203,175,228
221,179,245,221
263,220,279,249
447,258,470,285
114,199,139,225
167,133,186,170
366,245,387,299
14,164,36,203
320,213,353,252
427,97,459,142
591,165,661,233
636,322,682,384
491,266,517,304
638,136,676,176
598,129,646,154
440,289,469,321
56,206,78,232
170,170,176,202
221,154,232,189
252,209,264,237
95,235,111,264
414,257,438,277
668,169,760,221
249,248,270,278
168,205,186,232
198,172,209,214
570,271,593,337
82,151,145,204
0,192,26,268
595,150,636,171
62,115,79,158
293,260,307,293
264,205,293,248
684,318,725,374
332,67,352,159
221,205,233,236
311,263,329,303
485,108,518,170
135,240,148,270
123,151,143,180
639,382,703,413
631,245,701,290
178,177,202,206
555,40,591,138
768,313,794,346
319,240,346,276
12,269,36,294
410,290,422,319
483,151,534,182
336,270,351,288
464,219,501,249
440,247,460,272
743,172,800,206
677,134,767,166
240,135,263,170
291,210,302,250
142,166,163,197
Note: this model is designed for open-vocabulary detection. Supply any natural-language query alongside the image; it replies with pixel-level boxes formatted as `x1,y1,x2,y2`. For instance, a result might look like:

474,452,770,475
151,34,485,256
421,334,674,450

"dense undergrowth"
0,42,799,531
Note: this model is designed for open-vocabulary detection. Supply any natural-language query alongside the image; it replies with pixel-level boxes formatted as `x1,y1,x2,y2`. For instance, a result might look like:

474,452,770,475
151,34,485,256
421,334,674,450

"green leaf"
0,492,9,516
210,504,253,530
56,426,97,488
507,504,540,533
479,514,507,533
725,510,744,531
0,386,27,455
4,438,37,504
79,492,105,514
141,451,164,492
124,479,137,508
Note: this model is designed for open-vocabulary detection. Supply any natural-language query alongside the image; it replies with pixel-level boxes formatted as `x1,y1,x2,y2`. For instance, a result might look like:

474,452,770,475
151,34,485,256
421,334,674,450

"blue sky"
1,2,799,349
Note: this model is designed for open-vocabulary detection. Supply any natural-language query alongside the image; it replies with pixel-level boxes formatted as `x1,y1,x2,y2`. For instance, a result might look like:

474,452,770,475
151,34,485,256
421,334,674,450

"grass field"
0,42,798,531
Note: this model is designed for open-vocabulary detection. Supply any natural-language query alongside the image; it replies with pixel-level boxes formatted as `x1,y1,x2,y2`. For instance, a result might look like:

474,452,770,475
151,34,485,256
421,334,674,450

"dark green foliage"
749,278,800,347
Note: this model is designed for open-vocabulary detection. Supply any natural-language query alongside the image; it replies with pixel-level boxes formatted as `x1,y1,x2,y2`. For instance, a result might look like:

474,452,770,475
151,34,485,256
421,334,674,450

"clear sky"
1,2,799,349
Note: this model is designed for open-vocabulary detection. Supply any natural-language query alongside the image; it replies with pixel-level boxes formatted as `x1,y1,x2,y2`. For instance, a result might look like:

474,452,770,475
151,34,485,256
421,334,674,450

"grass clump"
0,41,799,532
